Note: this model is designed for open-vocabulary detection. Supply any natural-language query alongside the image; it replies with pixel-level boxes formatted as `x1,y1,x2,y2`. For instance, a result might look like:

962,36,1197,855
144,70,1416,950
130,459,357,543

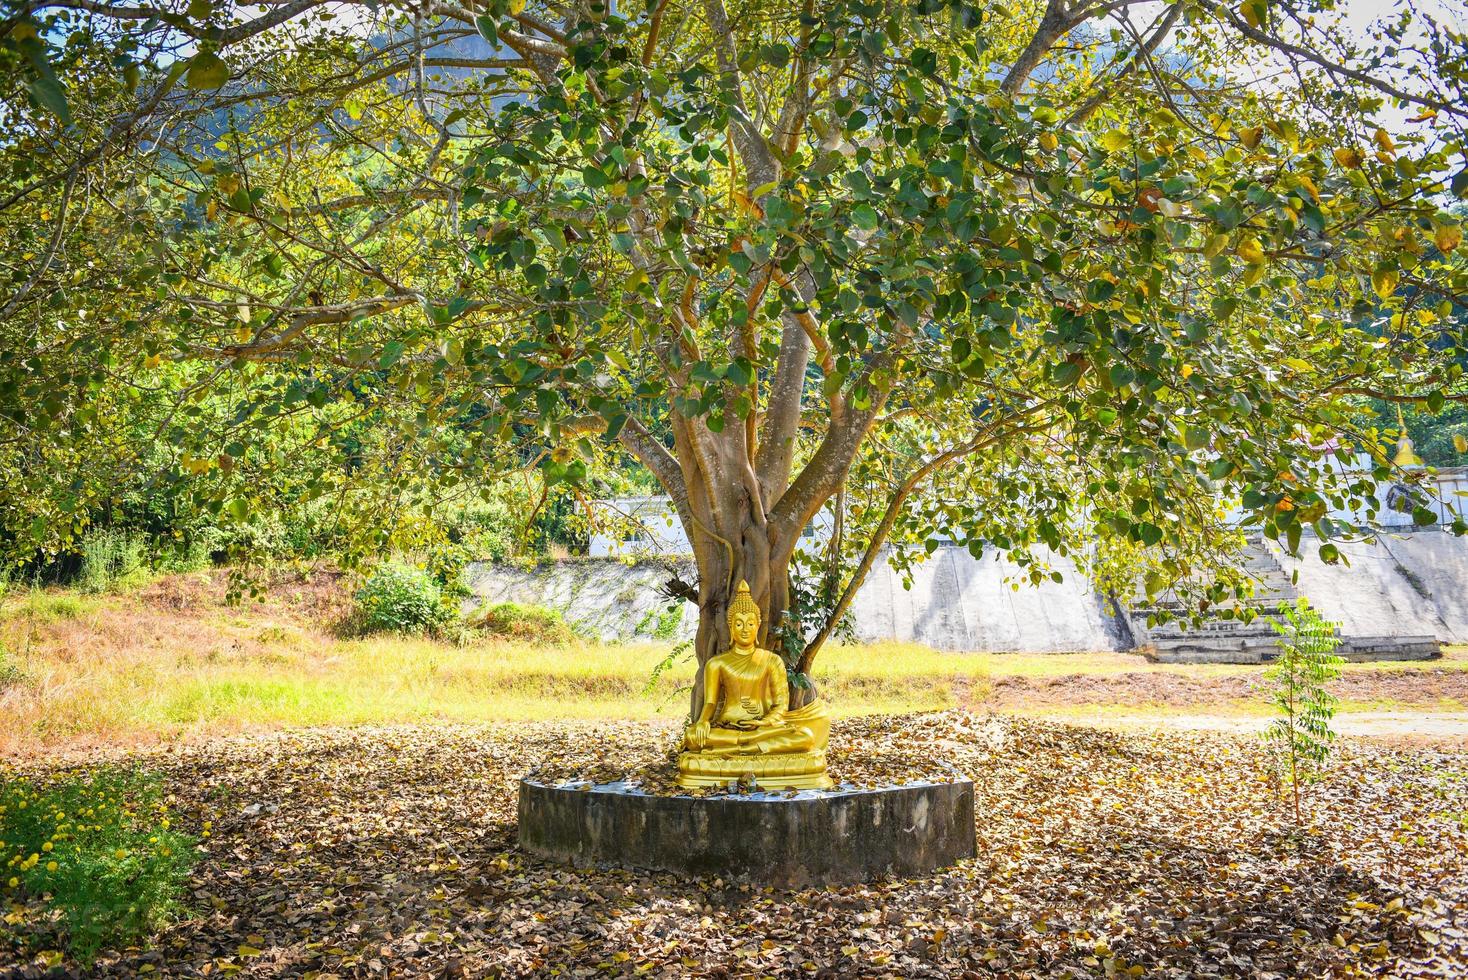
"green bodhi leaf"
184,51,229,90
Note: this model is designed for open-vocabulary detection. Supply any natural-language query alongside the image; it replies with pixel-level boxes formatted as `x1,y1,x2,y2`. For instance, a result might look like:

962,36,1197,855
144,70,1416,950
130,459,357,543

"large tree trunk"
685,515,804,718
690,534,792,661
670,412,815,717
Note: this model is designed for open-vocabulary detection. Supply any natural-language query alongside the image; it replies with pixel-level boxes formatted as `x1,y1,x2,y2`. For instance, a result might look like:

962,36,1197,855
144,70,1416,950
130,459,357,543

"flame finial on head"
727,579,760,629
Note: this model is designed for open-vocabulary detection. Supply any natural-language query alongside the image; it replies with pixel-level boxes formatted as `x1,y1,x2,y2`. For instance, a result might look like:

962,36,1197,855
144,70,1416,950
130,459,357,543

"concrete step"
1140,590,1299,610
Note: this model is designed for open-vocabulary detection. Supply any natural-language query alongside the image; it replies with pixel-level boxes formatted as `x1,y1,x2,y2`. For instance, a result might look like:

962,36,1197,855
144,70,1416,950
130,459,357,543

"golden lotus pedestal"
676,750,834,790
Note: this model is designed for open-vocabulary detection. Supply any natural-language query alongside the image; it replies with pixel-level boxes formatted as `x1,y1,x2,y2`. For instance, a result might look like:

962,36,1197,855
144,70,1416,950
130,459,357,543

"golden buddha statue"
676,580,833,790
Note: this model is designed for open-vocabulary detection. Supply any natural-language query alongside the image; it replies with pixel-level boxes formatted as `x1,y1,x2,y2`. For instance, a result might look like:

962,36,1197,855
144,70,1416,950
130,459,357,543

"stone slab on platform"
518,778,976,888
1150,637,1440,664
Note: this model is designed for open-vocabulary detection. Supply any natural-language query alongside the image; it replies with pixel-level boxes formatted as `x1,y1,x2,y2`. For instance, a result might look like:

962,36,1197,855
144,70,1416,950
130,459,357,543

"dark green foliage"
467,602,574,644
3,0,1466,669
0,769,198,964
353,562,457,635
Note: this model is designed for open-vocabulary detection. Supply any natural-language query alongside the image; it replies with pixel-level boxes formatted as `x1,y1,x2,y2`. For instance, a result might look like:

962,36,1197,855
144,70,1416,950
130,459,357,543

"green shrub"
633,605,684,640
154,537,213,574
5,591,96,623
443,499,517,563
468,602,575,644
0,768,198,964
77,528,146,593
354,562,456,635
653,607,683,640
0,646,24,690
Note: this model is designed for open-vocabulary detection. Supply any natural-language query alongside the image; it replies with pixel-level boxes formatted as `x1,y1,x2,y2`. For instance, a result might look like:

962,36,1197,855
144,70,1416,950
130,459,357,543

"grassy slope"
2,573,1465,756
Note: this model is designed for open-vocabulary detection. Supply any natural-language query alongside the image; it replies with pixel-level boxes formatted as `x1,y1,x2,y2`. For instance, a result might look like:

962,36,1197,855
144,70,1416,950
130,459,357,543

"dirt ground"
5,714,1468,978
987,667,1468,709
977,663,1468,749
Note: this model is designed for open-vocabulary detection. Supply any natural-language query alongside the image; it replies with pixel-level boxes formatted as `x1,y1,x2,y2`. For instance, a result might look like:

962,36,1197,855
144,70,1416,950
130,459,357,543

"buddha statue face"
726,580,761,649
730,608,759,649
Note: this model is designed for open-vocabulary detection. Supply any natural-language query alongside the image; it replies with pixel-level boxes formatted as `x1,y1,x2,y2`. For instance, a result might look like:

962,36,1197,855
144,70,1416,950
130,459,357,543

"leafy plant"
644,639,696,705
353,562,456,635
0,768,198,964
1263,600,1345,823
468,602,574,644
76,528,145,593
652,607,683,641
633,603,684,641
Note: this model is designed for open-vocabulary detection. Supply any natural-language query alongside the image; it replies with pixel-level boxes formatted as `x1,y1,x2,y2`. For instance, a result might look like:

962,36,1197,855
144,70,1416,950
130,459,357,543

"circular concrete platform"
517,778,976,887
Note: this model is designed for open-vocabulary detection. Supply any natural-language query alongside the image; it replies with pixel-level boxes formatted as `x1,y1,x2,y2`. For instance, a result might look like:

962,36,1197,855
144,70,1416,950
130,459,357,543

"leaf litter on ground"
2,712,1466,978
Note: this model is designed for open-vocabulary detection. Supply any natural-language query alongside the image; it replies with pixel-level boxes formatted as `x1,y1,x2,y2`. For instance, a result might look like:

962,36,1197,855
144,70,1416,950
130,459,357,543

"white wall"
587,497,836,557
586,497,691,557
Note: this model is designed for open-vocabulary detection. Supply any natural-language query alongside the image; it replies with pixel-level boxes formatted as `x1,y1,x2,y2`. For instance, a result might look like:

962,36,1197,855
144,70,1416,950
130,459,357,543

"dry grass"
2,572,1465,757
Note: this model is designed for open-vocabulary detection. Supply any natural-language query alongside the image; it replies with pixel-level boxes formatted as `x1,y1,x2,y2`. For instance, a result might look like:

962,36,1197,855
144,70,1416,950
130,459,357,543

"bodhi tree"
3,0,1467,684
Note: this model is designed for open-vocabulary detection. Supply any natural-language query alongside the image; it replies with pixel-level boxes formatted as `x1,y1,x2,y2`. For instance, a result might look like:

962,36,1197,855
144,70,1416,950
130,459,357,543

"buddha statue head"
728,580,760,649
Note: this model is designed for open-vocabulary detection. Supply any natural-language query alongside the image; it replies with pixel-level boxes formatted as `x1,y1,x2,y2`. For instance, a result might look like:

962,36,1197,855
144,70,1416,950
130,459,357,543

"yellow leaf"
1203,233,1229,259
237,945,262,958
1372,268,1399,300
508,0,526,12
1333,147,1363,169
1453,434,1467,454
1236,238,1264,264
1181,364,1194,379
1100,130,1128,153
1374,128,1395,154
1435,224,1462,254
1038,132,1057,152
144,353,163,369
1238,126,1262,149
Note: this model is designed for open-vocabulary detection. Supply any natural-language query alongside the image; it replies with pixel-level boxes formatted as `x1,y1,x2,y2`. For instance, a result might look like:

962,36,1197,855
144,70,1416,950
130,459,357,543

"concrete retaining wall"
464,528,1468,653
463,548,1129,652
847,547,1129,653
462,557,698,642
1272,528,1468,646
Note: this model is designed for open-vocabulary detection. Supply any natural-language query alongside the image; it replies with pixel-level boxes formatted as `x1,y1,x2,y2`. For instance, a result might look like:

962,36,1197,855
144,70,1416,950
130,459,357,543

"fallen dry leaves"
3,713,1466,978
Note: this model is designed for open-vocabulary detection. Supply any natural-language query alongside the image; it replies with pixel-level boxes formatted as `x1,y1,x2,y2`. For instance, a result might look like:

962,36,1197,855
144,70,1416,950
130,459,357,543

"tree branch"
1195,0,1466,118
796,408,1056,672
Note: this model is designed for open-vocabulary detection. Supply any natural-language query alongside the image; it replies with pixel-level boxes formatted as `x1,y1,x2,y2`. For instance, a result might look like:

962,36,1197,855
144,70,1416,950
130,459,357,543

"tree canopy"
3,0,1467,667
